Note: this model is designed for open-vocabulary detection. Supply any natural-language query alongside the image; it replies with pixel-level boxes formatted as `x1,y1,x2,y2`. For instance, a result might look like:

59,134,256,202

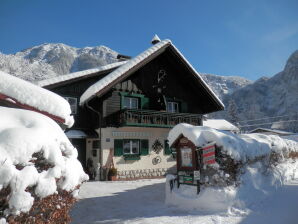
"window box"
123,154,141,160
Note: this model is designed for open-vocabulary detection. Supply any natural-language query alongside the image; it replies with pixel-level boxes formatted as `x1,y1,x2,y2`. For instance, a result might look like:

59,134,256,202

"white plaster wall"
98,127,176,176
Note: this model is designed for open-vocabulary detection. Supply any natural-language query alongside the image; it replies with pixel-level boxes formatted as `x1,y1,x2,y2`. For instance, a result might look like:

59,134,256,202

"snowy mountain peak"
0,43,119,81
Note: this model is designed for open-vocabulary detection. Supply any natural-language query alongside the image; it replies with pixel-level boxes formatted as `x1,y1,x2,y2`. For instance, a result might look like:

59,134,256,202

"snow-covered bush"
0,107,88,223
166,124,298,211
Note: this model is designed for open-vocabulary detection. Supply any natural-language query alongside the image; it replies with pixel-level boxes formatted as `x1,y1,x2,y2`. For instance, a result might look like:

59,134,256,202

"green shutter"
140,139,149,155
114,139,123,156
181,102,188,113
164,140,171,155
141,96,149,109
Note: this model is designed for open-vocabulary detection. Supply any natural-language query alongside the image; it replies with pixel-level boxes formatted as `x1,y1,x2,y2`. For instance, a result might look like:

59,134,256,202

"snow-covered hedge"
166,124,298,211
0,107,88,223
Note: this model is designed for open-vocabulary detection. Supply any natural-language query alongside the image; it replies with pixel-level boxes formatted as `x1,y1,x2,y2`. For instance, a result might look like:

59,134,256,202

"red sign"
202,143,216,165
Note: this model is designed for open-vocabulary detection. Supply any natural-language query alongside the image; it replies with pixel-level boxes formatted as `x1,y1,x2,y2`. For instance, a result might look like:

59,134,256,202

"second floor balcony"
105,109,202,128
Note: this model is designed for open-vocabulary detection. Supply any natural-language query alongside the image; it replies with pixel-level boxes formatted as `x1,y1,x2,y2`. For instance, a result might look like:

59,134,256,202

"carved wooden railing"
106,109,202,127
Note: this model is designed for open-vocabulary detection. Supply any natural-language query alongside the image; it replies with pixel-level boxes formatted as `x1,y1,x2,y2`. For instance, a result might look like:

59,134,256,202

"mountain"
201,74,252,100
216,50,298,131
0,43,119,81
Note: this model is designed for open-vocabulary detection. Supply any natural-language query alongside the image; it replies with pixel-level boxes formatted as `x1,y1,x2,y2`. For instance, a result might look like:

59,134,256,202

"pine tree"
227,99,239,126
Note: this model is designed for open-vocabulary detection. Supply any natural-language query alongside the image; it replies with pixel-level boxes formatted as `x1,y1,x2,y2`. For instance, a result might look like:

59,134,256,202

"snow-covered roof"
36,61,126,87
168,123,298,161
249,128,293,136
203,119,239,132
0,71,74,127
0,107,88,217
65,129,98,139
79,39,224,111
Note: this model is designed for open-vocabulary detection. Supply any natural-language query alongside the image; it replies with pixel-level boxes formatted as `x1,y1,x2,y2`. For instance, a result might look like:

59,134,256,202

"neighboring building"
203,119,239,133
38,38,224,180
0,71,73,127
249,128,294,136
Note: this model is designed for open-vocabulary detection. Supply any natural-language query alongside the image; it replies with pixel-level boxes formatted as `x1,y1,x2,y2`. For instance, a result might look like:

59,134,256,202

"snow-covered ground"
71,178,298,224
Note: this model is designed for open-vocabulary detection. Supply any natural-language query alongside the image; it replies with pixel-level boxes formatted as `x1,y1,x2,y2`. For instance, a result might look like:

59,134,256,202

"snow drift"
166,123,298,212
0,107,88,223
0,71,74,127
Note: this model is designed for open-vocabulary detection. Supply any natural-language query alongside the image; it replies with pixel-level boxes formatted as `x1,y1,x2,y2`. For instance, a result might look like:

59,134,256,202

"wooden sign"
179,137,189,144
193,170,200,180
202,142,216,165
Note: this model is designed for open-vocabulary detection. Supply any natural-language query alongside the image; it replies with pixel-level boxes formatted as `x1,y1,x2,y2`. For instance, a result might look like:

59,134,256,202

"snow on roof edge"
0,71,73,126
36,61,126,87
203,119,239,131
79,40,172,105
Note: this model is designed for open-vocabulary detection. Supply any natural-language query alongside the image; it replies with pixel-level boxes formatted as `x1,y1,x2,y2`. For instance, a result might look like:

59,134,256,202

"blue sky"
0,0,297,80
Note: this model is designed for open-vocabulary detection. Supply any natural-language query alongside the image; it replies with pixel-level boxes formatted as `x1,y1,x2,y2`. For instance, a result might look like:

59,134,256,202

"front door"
71,139,87,172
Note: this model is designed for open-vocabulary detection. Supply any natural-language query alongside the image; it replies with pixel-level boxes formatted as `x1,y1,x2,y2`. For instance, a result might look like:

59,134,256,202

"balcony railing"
106,109,202,128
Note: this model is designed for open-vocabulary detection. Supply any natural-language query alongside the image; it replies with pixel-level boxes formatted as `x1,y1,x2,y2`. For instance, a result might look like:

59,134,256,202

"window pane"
124,97,130,108
124,97,138,109
167,102,179,113
174,102,179,112
123,140,130,154
130,98,138,109
131,140,139,154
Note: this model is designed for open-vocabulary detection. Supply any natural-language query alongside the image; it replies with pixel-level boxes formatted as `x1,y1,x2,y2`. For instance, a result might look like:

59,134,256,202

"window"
64,97,77,114
123,97,138,109
123,139,140,155
167,101,179,113
114,139,148,159
92,140,100,149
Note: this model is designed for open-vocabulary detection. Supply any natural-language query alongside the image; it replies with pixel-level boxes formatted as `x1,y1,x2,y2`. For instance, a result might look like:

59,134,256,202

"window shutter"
141,96,149,109
114,139,123,156
164,140,171,155
181,102,188,113
140,139,149,155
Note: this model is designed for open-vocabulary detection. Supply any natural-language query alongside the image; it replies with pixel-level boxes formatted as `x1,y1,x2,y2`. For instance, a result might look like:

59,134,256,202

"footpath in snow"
70,178,298,224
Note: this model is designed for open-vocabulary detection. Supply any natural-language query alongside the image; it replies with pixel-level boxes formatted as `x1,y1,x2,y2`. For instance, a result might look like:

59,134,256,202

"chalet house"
37,38,224,180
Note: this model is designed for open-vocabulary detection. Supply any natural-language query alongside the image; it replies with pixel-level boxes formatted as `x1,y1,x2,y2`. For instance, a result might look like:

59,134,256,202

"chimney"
151,34,161,45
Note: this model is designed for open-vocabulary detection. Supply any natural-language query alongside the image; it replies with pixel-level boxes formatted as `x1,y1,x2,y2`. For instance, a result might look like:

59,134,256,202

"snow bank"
0,71,74,127
166,124,298,212
0,107,88,220
168,123,298,162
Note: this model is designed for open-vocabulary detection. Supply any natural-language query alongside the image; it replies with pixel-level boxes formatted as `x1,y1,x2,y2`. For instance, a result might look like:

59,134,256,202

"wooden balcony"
106,109,202,128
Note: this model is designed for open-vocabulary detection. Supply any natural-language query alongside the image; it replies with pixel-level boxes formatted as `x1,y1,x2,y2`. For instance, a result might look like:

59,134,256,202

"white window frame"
123,139,140,155
64,97,77,114
123,97,139,109
167,101,179,113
